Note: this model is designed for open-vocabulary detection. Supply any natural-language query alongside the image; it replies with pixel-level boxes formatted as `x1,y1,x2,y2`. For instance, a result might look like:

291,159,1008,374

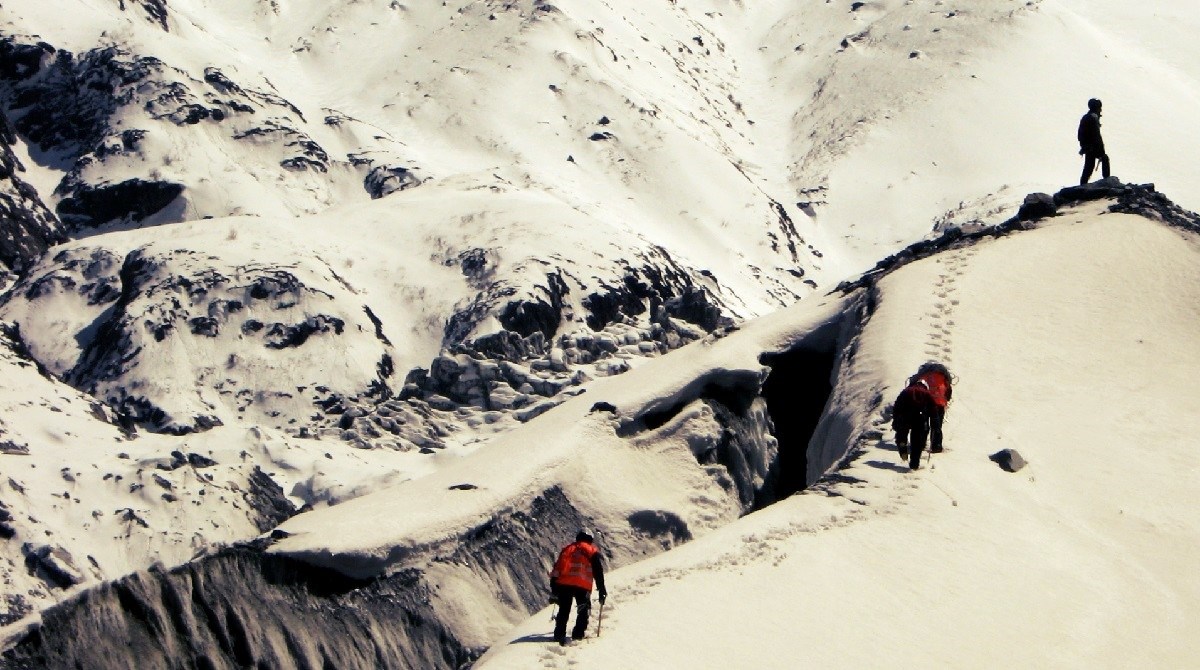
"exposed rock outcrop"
363,164,422,199
989,448,1027,473
0,108,63,274
56,178,184,230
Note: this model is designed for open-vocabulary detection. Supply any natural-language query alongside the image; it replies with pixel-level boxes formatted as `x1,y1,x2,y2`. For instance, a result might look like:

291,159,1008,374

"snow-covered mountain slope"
2,0,1200,663
477,187,1200,669
5,0,1199,306
0,319,298,628
4,0,1199,431
6,182,1197,669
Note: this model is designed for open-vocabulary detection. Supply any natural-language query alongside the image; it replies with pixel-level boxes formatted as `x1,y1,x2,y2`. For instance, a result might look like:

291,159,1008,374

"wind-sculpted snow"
1,287,858,667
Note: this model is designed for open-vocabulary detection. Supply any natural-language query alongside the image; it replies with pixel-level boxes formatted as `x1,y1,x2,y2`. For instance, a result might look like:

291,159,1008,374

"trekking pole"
596,601,604,637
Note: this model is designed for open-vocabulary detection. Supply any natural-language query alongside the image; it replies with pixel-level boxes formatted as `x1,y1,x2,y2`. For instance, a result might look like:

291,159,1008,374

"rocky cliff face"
0,33,425,227
0,109,62,275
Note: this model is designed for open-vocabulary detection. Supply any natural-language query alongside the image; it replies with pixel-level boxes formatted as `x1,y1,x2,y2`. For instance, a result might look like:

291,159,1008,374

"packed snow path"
477,203,1200,669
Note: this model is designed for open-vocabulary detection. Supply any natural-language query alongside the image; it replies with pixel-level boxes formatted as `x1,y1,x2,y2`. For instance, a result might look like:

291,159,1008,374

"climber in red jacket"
549,530,607,645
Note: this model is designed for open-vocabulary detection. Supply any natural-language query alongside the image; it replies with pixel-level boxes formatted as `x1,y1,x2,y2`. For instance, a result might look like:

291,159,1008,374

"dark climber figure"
911,362,952,454
1078,98,1111,185
892,362,953,470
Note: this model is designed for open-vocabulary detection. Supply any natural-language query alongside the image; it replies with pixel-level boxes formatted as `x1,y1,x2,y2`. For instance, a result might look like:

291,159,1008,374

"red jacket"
551,541,601,591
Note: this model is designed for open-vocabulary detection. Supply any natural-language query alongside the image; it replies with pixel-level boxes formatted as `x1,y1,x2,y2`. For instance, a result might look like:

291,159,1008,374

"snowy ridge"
475,183,1200,669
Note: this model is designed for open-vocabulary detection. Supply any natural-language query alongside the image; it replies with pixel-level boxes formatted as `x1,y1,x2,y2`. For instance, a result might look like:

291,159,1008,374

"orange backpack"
551,542,597,590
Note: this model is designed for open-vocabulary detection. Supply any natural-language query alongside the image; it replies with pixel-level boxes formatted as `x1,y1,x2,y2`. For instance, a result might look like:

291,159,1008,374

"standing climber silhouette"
1078,98,1110,185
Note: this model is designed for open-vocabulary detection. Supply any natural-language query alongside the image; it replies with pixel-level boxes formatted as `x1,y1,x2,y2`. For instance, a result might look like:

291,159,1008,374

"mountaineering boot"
897,440,909,462
909,450,923,471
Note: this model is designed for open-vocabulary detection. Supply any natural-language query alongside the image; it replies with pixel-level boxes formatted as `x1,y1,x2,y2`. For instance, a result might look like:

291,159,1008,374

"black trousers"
895,420,929,470
553,585,591,641
1081,152,1110,185
929,405,945,454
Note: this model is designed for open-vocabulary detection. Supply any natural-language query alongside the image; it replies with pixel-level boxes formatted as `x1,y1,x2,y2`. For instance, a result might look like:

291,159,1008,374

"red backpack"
551,541,597,590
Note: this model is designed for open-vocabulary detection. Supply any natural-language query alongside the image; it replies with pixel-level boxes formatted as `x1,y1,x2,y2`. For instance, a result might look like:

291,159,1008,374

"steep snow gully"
3,181,1186,670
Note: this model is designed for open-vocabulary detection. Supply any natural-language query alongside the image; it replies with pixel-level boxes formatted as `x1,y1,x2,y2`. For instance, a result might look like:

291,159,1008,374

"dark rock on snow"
364,164,421,199
56,178,184,230
1017,192,1057,221
22,543,85,589
989,448,1027,473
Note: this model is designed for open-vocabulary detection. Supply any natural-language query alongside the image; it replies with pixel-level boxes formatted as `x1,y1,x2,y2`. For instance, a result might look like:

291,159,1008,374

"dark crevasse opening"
760,347,837,501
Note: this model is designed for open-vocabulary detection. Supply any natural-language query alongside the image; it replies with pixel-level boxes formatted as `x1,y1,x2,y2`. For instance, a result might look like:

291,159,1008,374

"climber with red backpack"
892,362,953,470
550,530,607,645
913,362,953,454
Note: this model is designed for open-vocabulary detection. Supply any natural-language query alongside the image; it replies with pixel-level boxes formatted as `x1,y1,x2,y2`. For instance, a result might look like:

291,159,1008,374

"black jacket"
892,382,933,432
1078,111,1105,155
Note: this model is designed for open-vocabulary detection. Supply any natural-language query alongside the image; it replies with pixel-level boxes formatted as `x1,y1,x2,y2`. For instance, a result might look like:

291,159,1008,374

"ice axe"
596,600,605,637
